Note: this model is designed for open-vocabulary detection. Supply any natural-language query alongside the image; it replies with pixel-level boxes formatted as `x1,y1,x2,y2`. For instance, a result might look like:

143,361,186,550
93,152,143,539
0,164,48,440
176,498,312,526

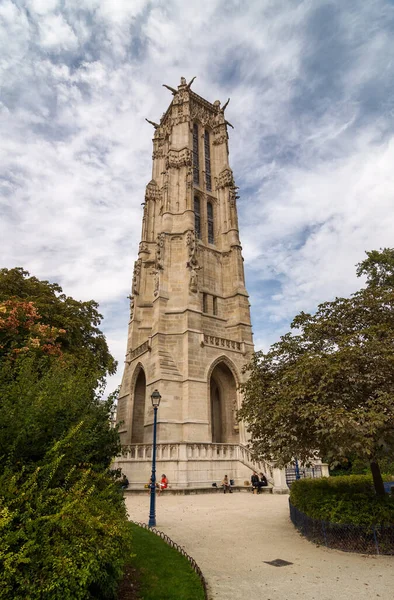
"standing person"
222,474,232,493
251,471,259,493
158,474,168,494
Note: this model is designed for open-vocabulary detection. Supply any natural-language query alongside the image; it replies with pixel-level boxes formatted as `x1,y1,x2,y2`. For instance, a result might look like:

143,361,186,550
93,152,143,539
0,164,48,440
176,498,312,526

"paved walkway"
125,493,393,600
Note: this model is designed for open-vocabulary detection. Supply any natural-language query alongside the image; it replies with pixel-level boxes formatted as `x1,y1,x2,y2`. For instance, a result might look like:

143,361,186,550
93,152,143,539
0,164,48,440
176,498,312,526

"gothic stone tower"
116,77,280,489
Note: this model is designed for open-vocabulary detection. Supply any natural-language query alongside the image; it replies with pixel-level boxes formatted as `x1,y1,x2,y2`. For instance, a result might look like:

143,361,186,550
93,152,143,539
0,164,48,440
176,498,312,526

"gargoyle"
162,84,178,95
145,118,160,129
186,76,196,89
221,98,230,112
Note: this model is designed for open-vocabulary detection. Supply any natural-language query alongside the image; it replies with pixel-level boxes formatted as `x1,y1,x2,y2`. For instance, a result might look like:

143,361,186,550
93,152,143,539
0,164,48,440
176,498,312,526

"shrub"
0,445,133,600
290,475,394,526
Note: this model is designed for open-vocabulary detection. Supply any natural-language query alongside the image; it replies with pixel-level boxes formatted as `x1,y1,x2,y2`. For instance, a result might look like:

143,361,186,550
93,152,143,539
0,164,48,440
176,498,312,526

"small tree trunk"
370,460,385,497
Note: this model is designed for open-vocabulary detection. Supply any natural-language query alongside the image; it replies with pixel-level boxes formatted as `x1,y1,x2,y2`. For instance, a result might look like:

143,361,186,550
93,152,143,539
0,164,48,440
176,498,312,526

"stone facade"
115,78,288,491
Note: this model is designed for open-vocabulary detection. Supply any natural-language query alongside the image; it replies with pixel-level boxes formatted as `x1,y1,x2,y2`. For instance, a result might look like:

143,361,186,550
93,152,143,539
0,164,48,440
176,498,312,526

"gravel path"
125,493,393,600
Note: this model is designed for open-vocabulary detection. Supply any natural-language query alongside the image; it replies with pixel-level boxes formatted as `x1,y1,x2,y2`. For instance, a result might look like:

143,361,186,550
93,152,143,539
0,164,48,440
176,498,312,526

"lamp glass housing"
151,389,161,408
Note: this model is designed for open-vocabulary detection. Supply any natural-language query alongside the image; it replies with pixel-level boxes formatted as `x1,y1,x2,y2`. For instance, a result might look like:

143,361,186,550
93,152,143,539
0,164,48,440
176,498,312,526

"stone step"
124,485,272,496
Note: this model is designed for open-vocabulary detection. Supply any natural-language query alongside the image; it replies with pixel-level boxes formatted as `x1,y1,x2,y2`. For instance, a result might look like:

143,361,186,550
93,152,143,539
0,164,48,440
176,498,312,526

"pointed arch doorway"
209,361,239,444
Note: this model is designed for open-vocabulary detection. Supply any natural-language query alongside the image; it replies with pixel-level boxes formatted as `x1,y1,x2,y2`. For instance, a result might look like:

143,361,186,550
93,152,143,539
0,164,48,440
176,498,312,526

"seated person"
120,474,129,490
158,474,168,494
251,471,260,492
222,474,232,493
259,473,268,487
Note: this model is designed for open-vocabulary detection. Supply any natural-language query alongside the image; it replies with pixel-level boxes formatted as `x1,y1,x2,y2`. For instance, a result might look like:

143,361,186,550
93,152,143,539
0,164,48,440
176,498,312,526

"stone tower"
116,77,286,490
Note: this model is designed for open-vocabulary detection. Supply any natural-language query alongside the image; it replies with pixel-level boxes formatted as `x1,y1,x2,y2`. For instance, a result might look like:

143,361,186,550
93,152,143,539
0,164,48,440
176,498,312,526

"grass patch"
128,523,205,600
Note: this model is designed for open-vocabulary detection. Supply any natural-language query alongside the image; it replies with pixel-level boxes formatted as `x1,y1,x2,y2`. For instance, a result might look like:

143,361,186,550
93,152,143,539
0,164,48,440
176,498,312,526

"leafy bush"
0,271,131,599
0,355,120,476
290,476,394,526
0,446,133,600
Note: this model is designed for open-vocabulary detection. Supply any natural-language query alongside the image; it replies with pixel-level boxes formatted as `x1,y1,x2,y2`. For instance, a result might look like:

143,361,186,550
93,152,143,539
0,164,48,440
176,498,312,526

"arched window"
204,130,212,191
193,123,199,185
207,201,214,244
194,196,201,239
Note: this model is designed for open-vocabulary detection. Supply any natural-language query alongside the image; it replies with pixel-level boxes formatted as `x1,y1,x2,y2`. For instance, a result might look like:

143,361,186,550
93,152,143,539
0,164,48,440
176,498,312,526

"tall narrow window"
204,130,212,191
202,293,208,313
194,196,201,239
207,201,214,244
193,123,199,185
213,296,218,315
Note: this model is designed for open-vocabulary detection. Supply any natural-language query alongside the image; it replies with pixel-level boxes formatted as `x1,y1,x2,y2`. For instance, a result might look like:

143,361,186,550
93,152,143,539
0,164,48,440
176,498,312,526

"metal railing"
133,521,208,599
285,465,322,487
289,501,394,555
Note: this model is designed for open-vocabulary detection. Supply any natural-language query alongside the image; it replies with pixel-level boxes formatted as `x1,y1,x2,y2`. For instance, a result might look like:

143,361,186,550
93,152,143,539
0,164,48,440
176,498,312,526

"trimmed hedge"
290,475,394,526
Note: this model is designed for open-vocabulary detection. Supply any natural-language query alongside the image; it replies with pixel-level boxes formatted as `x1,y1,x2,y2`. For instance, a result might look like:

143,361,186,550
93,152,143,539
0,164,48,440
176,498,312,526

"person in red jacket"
159,474,168,494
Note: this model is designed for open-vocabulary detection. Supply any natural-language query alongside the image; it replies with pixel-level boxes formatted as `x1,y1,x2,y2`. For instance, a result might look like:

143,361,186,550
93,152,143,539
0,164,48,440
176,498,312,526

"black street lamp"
148,389,161,527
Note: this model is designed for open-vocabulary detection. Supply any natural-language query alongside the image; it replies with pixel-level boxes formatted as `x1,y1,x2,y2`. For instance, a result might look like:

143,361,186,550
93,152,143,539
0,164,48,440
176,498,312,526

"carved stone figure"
189,265,201,293
186,229,199,269
156,232,165,270
153,269,160,296
127,295,135,320
132,259,141,295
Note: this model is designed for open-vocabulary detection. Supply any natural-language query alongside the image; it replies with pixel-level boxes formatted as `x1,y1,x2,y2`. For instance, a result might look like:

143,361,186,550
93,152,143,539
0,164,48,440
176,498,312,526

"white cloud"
38,14,78,51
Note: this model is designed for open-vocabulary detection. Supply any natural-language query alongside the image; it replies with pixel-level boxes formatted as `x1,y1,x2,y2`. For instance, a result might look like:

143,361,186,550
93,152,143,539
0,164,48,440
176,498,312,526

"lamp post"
148,389,161,527
294,457,301,480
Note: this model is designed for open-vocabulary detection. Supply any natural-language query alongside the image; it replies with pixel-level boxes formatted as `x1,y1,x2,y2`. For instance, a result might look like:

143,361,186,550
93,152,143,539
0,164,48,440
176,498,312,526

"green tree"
0,268,116,379
239,249,394,496
0,273,131,598
0,354,120,476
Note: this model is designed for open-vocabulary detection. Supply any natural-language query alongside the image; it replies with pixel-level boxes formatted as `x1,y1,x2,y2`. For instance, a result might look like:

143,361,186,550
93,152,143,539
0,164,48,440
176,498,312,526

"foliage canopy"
0,269,130,598
0,267,116,379
239,249,394,495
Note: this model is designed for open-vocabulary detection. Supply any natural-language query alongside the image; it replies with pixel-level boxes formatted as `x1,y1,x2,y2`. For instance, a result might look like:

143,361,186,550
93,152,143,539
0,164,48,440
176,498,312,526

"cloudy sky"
1,0,394,392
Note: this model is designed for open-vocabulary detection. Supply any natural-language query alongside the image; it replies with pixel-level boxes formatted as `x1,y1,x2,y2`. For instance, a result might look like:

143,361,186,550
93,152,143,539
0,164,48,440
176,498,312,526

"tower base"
114,442,290,493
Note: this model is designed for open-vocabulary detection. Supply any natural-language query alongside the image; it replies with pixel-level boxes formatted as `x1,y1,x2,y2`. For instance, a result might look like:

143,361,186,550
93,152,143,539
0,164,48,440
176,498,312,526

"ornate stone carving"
132,259,141,295
127,295,134,320
145,179,161,201
153,269,160,296
190,100,216,128
186,229,198,267
152,148,164,160
186,166,193,189
212,132,228,146
156,232,165,270
229,187,240,229
217,168,235,189
138,242,149,254
166,148,192,169
189,265,201,293
167,114,190,127
186,229,201,292
128,340,150,361
202,334,241,351
151,232,165,297
233,399,239,432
